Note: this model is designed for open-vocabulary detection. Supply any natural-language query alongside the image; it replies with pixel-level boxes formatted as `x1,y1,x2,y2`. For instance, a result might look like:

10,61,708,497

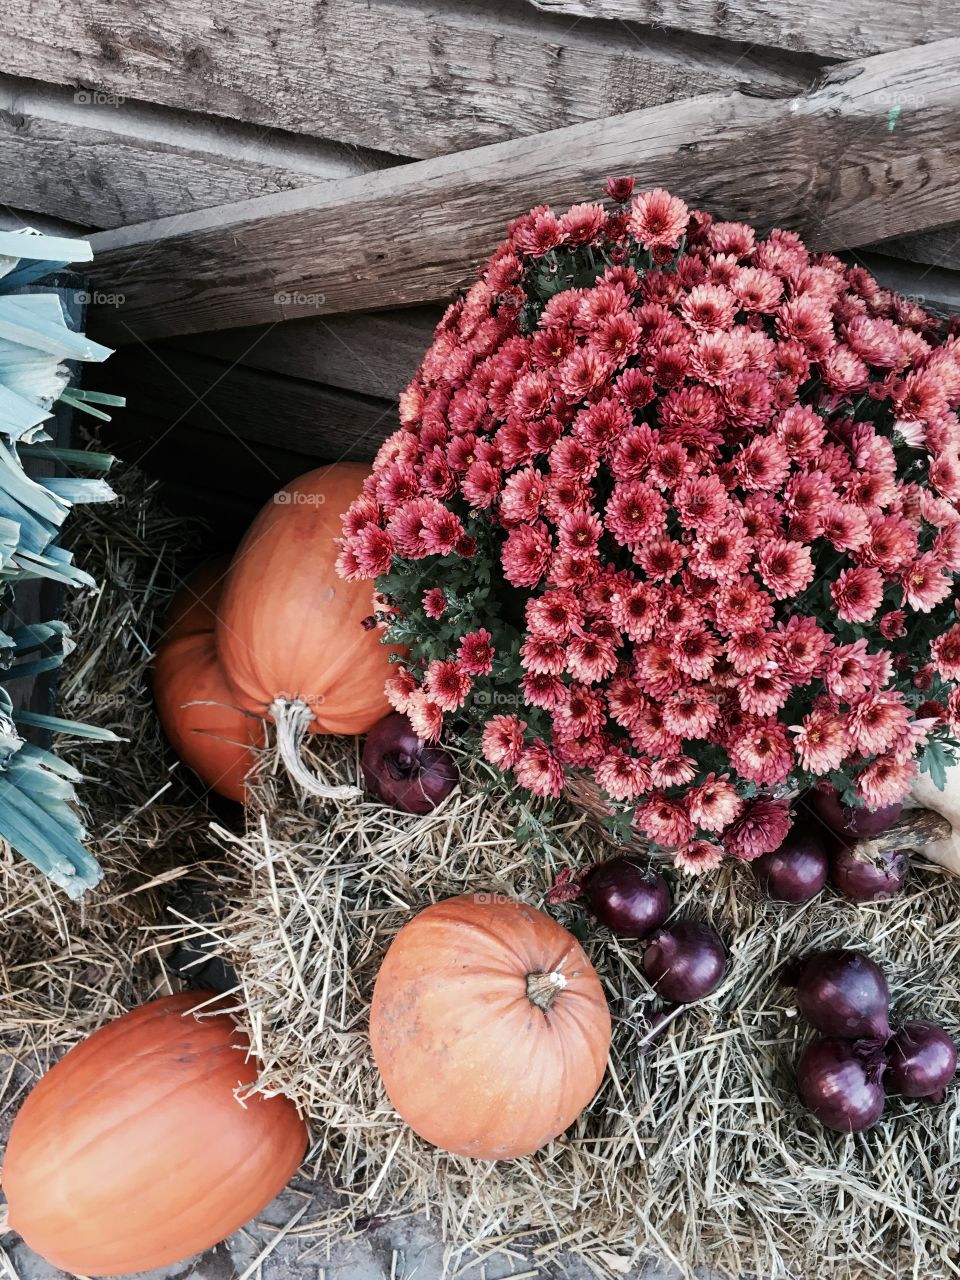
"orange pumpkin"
154,565,264,802
216,466,404,797
1,993,308,1276
161,556,230,641
370,895,611,1160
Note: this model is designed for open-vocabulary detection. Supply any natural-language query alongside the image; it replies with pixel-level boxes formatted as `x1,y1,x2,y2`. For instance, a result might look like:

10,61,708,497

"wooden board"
91,347,397,461
88,40,960,343
526,0,958,61
852,253,960,320
0,73,385,229
175,307,441,401
867,224,960,272
0,0,810,160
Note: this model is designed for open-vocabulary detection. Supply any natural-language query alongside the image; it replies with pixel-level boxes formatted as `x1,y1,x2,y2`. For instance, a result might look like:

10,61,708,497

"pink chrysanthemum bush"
338,180,960,874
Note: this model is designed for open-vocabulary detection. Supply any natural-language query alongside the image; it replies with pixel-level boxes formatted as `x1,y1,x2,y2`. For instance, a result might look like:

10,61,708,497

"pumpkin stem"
270,698,362,800
526,970,567,1014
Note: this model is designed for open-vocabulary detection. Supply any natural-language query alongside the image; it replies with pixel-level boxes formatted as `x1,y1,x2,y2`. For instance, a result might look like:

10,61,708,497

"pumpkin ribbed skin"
370,895,611,1160
154,565,263,802
216,465,403,735
1,994,307,1276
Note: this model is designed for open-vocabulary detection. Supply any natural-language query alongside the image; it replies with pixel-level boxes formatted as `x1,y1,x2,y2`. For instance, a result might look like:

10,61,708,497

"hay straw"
180,736,960,1280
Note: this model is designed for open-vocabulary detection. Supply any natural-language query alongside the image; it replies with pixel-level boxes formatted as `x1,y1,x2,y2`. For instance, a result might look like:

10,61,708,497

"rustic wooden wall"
5,0,957,539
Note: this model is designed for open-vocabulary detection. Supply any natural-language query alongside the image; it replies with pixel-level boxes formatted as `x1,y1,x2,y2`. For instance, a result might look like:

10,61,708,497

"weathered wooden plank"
88,41,960,343
0,0,811,161
0,74,385,229
92,348,397,460
866,224,960,272
526,0,958,61
851,253,960,320
174,307,441,401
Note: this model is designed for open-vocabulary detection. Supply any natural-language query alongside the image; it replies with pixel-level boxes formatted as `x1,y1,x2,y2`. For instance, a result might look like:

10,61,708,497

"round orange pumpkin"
154,564,264,802
1,993,308,1276
215,466,405,796
370,895,612,1160
161,556,230,642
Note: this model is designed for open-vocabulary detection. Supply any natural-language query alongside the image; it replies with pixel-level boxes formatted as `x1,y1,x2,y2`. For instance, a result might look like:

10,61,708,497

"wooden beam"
526,0,958,61
0,74,385,230
850,253,960,320
173,307,440,401
0,0,809,161
88,40,960,343
92,347,397,461
866,224,960,273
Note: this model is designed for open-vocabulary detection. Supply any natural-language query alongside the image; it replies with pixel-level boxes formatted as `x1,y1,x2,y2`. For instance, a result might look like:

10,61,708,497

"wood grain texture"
526,0,958,61
175,307,441,400
88,40,960,343
92,347,397,461
0,74,384,229
0,0,810,160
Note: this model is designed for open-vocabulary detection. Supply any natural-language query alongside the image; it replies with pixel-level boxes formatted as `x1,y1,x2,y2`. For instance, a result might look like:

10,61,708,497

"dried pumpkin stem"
526,970,567,1013
270,698,362,801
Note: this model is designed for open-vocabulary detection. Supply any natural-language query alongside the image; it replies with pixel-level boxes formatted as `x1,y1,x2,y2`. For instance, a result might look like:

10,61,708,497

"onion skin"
830,842,910,902
792,949,891,1041
583,858,671,938
643,921,726,1003
809,786,902,838
362,713,458,814
885,1021,957,1102
753,824,829,903
797,1038,886,1133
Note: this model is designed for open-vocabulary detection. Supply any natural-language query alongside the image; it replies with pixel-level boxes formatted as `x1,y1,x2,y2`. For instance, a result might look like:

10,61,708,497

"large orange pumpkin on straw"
370,895,612,1160
154,561,264,802
0,993,307,1276
216,465,404,797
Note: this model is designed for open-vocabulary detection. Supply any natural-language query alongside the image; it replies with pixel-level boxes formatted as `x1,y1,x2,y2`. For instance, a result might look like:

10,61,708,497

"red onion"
643,921,726,1003
362,712,458,814
753,823,828,903
583,857,671,938
790,949,891,1041
808,785,902,838
830,842,910,902
797,1037,886,1133
884,1021,957,1102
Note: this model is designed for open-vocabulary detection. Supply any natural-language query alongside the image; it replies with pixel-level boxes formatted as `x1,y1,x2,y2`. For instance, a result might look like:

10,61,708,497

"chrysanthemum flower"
729,718,793,786
756,538,814,599
931,624,960,680
596,748,650,801
674,839,725,876
723,797,792,860
458,629,495,676
634,792,694,846
629,188,689,249
515,741,565,797
792,707,847,774
831,565,884,624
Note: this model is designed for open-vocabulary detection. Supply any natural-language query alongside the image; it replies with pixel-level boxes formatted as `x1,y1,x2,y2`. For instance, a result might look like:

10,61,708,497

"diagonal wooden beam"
525,0,958,62
89,39,960,344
